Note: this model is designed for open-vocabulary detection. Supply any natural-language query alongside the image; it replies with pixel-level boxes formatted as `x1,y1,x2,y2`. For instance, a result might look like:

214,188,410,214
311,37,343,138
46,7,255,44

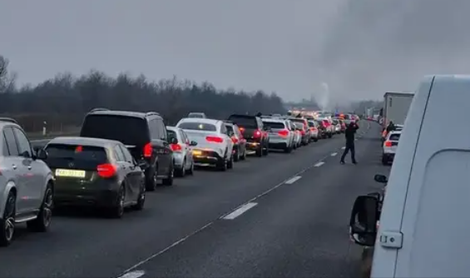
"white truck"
382,92,414,128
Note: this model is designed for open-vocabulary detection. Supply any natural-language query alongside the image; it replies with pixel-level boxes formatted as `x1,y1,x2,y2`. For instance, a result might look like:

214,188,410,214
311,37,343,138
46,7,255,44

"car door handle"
27,166,32,170
12,164,16,170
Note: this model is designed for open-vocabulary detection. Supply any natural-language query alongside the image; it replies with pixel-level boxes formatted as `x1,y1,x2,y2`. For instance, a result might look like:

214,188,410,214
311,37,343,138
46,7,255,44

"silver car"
262,118,295,153
166,126,197,177
0,120,54,247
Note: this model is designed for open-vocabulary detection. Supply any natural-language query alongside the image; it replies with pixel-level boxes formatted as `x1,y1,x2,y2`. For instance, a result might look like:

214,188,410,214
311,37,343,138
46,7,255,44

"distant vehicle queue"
0,109,359,247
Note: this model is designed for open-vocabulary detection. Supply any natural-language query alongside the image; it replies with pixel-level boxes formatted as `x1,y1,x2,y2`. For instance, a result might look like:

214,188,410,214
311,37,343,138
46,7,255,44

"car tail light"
97,163,117,178
300,129,306,136
384,140,392,147
206,136,223,143
171,143,182,152
231,136,239,143
143,143,152,158
278,129,289,137
253,129,262,138
310,127,316,131
239,127,245,133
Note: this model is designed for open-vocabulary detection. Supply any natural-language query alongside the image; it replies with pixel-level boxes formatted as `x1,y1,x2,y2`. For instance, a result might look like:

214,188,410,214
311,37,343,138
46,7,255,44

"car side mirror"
349,195,380,247
189,141,198,146
169,137,178,144
36,149,48,160
374,174,388,183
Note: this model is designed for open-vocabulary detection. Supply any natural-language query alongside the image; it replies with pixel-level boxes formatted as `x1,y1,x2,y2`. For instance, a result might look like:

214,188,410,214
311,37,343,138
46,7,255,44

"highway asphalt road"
1,121,386,278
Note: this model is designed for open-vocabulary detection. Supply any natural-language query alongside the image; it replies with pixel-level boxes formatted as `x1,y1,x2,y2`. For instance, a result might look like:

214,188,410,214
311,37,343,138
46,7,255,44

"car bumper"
269,138,289,149
172,152,185,168
382,153,395,161
193,149,223,165
245,140,262,151
54,187,119,208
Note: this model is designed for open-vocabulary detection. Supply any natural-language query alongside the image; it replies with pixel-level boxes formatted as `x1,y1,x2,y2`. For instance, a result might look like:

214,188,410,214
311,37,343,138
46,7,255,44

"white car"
166,126,196,177
382,130,401,165
307,120,319,142
262,118,295,152
187,112,206,119
176,118,234,171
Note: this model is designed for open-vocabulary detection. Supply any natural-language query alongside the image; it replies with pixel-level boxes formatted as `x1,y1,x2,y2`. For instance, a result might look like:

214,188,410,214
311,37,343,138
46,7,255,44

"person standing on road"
340,122,359,164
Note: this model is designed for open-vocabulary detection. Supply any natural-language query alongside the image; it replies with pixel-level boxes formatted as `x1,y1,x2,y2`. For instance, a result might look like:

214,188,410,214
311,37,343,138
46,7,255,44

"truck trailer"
382,92,414,127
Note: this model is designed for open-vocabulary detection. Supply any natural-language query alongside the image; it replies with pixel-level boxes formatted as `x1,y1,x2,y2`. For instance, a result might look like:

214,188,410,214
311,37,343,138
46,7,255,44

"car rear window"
80,115,149,146
389,134,401,141
294,122,304,129
167,130,178,143
262,121,285,129
45,144,108,170
178,122,217,131
227,116,257,128
225,124,234,133
308,121,316,127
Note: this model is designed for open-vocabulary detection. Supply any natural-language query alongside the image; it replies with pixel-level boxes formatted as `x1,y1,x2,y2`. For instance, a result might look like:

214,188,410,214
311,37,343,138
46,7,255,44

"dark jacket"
386,122,396,133
345,122,359,143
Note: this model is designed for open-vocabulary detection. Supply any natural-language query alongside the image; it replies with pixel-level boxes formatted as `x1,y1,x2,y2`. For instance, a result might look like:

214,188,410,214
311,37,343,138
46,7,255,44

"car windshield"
80,115,149,146
178,122,217,131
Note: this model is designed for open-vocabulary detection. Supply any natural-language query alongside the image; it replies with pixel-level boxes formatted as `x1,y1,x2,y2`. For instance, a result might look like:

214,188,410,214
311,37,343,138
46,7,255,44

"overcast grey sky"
1,0,470,105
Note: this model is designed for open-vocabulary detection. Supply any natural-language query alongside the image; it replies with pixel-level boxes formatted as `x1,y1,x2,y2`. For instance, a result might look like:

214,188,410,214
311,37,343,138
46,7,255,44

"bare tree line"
0,55,286,135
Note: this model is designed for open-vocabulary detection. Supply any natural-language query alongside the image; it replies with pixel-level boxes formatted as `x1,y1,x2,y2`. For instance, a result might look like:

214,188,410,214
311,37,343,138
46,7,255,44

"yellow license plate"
55,169,86,178
193,150,202,156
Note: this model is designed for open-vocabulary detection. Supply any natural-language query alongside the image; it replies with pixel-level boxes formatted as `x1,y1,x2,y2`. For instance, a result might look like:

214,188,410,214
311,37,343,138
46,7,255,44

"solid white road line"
284,176,302,184
117,270,146,278
314,162,325,167
341,146,346,150
331,152,337,156
222,202,258,220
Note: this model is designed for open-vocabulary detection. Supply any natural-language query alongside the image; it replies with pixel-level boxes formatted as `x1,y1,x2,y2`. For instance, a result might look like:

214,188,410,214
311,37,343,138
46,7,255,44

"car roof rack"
89,108,109,113
146,112,160,117
0,117,18,124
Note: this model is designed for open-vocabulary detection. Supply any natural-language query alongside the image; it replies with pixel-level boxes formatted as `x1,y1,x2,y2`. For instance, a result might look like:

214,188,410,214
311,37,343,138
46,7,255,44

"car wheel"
314,137,318,142
175,161,185,177
328,133,332,138
162,166,174,186
227,153,234,169
27,184,53,232
234,148,240,162
381,155,388,165
0,191,16,247
132,182,146,211
263,144,269,156
217,152,228,171
145,167,157,191
240,148,246,160
284,146,292,153
108,186,125,218
256,146,263,157
187,160,195,175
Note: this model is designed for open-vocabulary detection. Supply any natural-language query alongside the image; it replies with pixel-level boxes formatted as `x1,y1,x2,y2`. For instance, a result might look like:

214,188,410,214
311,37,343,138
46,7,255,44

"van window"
389,133,401,141
3,127,19,156
262,121,285,129
157,120,167,140
178,122,217,131
45,144,108,170
80,115,149,146
167,129,178,143
12,127,32,158
149,119,159,140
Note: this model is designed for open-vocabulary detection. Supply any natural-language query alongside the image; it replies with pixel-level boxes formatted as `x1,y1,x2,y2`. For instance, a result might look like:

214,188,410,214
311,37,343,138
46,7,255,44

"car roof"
261,118,285,123
47,136,121,147
87,110,162,120
178,117,221,125
166,126,180,131
0,121,21,129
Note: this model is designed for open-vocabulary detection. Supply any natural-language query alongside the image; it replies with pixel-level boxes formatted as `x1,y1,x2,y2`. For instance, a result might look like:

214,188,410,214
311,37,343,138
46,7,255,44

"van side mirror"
36,149,48,160
189,141,198,146
349,195,380,247
374,174,388,183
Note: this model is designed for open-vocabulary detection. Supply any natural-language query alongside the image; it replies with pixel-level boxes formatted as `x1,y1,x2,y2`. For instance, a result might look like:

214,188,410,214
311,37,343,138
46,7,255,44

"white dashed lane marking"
331,152,337,157
222,202,258,220
314,162,325,167
341,146,346,150
284,176,302,184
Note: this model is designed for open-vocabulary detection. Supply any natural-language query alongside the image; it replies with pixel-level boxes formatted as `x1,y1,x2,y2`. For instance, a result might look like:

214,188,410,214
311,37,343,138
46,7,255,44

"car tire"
284,146,292,153
0,191,16,247
217,153,228,171
227,153,234,169
234,148,240,162
256,146,263,157
262,144,269,156
175,162,185,177
328,133,332,138
132,182,146,211
381,155,388,165
162,166,174,186
240,148,246,160
314,137,318,142
187,161,195,175
27,184,53,232
108,186,125,219
145,167,157,191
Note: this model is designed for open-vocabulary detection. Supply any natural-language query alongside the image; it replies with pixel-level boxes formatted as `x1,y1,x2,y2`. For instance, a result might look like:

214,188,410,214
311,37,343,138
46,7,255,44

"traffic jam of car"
0,109,359,247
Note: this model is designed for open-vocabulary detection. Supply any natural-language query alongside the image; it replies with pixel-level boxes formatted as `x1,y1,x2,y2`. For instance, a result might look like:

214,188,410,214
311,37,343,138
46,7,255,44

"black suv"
79,108,174,190
227,114,269,157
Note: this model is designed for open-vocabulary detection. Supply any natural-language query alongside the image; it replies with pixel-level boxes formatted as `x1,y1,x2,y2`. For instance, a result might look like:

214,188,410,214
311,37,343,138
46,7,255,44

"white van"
349,75,470,277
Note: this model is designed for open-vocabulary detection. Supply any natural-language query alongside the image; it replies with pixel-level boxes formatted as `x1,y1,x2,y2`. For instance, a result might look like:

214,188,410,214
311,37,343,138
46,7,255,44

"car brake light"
97,163,117,178
231,136,239,143
206,136,223,143
143,143,152,158
239,127,245,133
253,129,262,138
278,129,289,137
171,143,182,152
300,130,305,136
310,127,316,131
384,141,392,147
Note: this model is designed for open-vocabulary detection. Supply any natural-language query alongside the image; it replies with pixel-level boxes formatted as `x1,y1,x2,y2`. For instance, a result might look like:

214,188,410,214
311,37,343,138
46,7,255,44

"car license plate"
55,169,86,178
193,150,202,156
